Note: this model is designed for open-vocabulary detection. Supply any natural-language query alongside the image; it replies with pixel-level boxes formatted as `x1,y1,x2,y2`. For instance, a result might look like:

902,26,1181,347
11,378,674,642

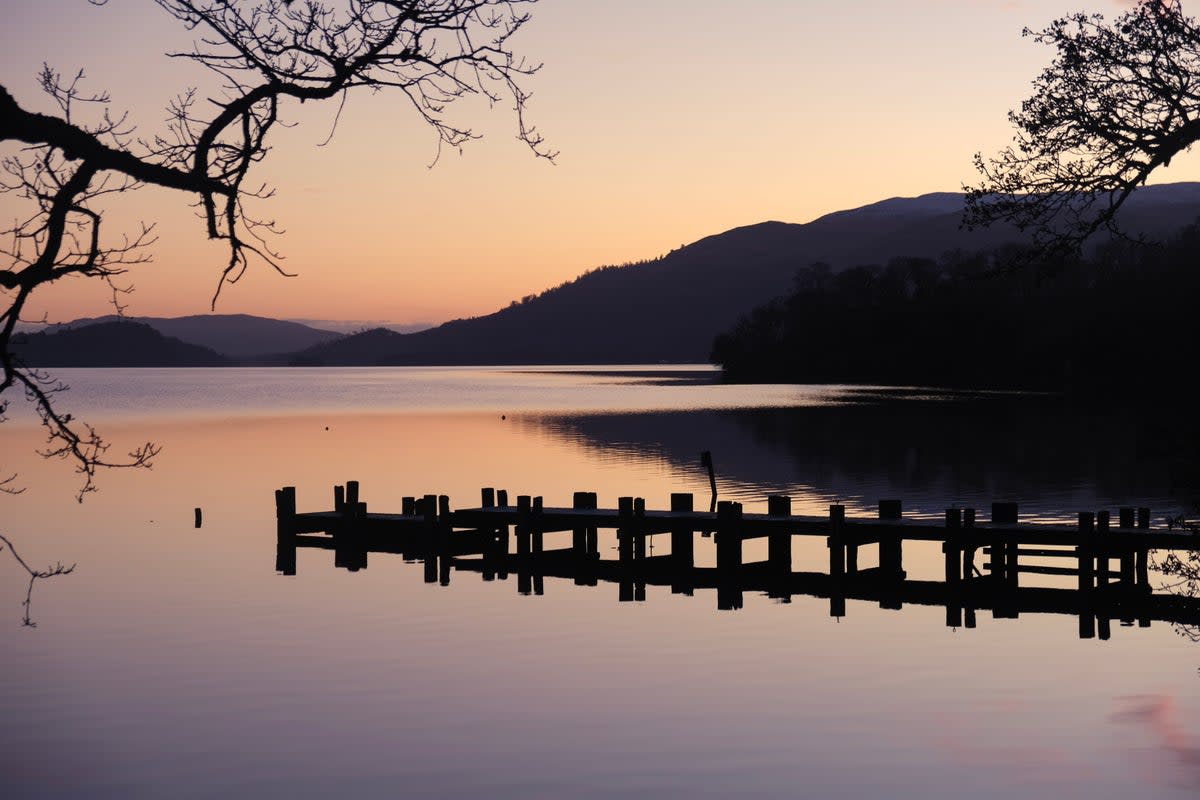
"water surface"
2,367,1197,798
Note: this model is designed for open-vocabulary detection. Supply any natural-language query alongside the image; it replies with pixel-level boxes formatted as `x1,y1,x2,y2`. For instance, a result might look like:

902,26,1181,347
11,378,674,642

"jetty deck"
274,483,1200,638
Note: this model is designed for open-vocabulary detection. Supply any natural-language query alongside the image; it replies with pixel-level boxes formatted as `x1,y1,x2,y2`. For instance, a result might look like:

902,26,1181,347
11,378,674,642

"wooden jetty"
274,483,1200,639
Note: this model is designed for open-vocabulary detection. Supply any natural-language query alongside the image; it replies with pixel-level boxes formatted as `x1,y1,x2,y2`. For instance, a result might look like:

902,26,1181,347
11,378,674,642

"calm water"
2,367,1198,798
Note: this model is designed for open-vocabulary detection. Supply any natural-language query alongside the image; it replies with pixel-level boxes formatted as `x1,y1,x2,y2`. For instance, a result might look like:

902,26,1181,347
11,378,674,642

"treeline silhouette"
710,226,1200,396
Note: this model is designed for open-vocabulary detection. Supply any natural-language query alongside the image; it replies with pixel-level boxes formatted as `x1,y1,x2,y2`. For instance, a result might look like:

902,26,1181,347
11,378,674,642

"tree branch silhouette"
1,0,552,497
0,532,76,627
964,1,1200,259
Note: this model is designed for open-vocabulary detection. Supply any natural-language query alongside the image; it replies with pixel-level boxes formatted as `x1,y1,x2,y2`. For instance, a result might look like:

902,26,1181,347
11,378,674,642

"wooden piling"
879,499,903,581
274,487,297,576
716,500,743,610
944,508,962,628
671,492,695,596
767,495,792,601
1078,511,1095,640
829,504,846,618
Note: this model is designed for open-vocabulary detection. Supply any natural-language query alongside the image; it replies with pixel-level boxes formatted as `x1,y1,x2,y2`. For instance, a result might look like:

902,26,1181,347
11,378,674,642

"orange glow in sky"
5,0,1200,328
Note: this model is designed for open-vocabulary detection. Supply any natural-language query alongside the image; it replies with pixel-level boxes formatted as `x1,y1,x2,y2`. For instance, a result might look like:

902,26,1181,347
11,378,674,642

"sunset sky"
4,0,1199,329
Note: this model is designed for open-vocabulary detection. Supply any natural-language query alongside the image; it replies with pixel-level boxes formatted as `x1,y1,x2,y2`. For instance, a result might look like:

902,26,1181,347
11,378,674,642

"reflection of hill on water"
530,395,1196,519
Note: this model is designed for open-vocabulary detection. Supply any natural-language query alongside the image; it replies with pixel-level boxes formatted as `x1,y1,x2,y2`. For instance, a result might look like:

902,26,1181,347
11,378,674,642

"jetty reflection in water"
525,391,1196,522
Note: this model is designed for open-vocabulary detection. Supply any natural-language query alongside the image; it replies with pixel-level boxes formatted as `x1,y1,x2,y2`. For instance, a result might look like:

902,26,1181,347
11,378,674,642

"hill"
61,313,342,359
291,184,1200,365
12,321,231,367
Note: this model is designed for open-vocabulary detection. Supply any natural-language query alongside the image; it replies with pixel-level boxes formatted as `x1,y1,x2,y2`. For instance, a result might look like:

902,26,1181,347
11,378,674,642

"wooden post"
633,497,647,562
274,487,297,576
992,502,1018,525
516,494,533,596
1096,510,1111,589
944,508,962,628
962,508,977,579
402,496,416,517
420,494,437,583
1118,507,1135,588
585,492,599,557
531,496,544,557
961,508,977,623
346,480,360,507
482,487,496,508
497,489,509,507
671,492,695,596
767,495,792,601
1078,511,1095,640
618,496,634,602
716,501,743,611
879,499,903,587
334,484,345,514
828,504,846,618
572,491,590,554
1136,507,1151,628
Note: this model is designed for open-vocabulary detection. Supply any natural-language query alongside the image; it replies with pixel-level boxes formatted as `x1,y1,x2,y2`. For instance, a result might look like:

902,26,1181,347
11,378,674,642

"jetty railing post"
962,508,977,628
990,502,1018,619
828,504,846,619
572,491,598,586
670,493,695,596
1115,507,1135,625
1078,511,1096,640
767,495,792,602
1136,506,1151,628
634,498,647,601
879,499,903,610
944,508,963,628
274,487,298,576
334,484,345,514
335,482,367,573
437,496,452,586
585,492,599,557
716,501,743,611
1096,510,1111,640
516,495,533,596
618,497,635,602
480,488,498,581
572,491,589,556
420,494,438,584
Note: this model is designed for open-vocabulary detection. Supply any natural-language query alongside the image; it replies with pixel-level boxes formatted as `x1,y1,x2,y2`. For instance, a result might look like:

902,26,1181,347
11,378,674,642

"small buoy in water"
501,415,506,420
194,508,202,528
325,426,330,431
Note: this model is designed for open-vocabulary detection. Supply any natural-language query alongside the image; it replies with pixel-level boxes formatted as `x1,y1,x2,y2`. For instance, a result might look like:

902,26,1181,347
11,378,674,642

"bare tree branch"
1,1,552,496
965,1,1200,258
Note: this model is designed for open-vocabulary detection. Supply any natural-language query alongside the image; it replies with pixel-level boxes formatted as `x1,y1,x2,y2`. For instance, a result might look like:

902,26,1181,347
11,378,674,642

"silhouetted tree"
965,0,1200,255
0,0,552,497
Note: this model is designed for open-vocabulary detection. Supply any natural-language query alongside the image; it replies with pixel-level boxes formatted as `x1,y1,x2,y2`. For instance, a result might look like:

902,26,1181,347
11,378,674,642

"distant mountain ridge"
59,313,342,358
12,321,230,367
23,183,1200,367
291,183,1200,365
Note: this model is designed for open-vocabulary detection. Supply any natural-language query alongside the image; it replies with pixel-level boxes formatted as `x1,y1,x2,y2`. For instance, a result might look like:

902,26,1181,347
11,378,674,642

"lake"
2,367,1198,798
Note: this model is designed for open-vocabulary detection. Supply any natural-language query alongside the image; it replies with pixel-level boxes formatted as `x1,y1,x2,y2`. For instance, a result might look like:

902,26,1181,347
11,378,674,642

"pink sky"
4,0,1200,328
